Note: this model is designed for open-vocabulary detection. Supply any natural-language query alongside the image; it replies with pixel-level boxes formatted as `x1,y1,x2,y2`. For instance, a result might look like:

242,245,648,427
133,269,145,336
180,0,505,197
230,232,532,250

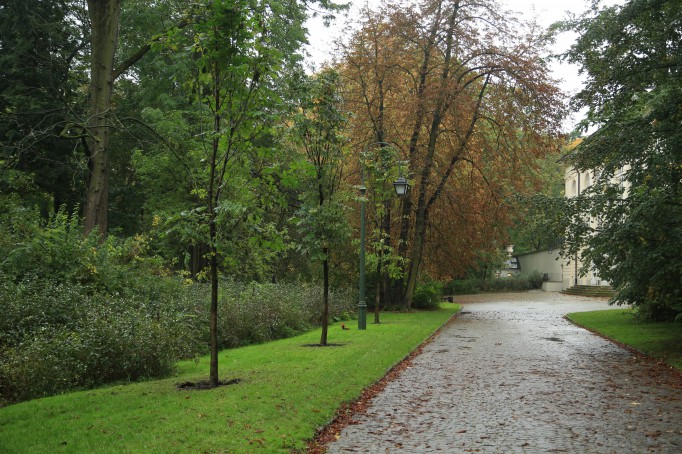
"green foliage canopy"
291,70,351,260
560,0,682,320
0,0,87,213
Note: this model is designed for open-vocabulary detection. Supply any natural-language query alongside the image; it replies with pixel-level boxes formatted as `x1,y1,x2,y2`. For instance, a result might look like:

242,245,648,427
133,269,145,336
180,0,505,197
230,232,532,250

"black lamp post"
358,182,367,330
358,143,409,330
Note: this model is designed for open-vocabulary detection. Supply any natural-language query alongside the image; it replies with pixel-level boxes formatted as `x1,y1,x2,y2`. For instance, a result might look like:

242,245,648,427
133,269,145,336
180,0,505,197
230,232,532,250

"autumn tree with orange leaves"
338,0,565,308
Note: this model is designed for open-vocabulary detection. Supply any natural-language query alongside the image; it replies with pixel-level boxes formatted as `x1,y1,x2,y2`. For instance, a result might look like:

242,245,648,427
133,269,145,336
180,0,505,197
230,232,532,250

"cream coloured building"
509,164,628,292
562,164,629,290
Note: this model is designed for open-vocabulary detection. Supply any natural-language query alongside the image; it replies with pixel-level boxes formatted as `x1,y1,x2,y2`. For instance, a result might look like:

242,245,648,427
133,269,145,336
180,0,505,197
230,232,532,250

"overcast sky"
304,0,625,130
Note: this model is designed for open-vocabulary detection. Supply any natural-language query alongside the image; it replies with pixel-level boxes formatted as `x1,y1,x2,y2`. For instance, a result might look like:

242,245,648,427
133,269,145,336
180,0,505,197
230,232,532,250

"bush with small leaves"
0,200,357,404
528,271,544,289
0,277,204,404
215,280,355,349
446,273,542,295
412,281,444,310
445,278,482,295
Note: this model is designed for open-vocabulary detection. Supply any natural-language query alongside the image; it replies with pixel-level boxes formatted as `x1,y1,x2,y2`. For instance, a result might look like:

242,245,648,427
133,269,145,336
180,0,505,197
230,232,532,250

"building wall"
516,248,563,282
562,254,607,288
562,166,616,288
510,163,626,290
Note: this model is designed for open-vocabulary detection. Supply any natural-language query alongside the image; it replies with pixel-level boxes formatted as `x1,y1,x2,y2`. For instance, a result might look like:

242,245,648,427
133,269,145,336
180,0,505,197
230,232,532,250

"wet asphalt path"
326,292,682,453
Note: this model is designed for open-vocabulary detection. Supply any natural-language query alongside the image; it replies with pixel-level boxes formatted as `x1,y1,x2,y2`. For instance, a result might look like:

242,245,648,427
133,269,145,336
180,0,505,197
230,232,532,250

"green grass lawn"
0,304,459,453
566,309,682,371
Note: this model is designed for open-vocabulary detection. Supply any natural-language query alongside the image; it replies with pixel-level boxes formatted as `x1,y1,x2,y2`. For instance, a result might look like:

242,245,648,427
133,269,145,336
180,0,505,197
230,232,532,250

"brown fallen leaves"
306,313,461,453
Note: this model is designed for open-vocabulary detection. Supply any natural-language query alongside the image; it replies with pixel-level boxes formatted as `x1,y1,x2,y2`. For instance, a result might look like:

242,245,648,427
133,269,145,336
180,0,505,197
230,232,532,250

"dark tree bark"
83,0,121,236
83,3,189,236
208,66,222,388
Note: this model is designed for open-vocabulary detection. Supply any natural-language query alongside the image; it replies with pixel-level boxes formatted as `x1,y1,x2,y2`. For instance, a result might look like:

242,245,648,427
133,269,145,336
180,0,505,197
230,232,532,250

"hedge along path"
0,304,460,453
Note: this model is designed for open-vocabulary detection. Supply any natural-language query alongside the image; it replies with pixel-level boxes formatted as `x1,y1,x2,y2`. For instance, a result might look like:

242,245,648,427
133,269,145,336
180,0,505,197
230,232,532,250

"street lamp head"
393,177,409,196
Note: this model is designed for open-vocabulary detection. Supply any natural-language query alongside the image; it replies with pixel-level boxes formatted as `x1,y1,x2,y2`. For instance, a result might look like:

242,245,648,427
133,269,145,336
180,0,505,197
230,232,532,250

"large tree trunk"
402,1,464,310
394,193,412,306
83,0,121,236
399,3,452,309
189,243,209,277
404,215,426,309
395,3,444,309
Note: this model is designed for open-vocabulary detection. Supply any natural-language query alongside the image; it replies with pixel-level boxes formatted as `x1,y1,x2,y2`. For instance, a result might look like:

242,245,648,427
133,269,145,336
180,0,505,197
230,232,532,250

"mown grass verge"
0,304,459,453
566,309,682,371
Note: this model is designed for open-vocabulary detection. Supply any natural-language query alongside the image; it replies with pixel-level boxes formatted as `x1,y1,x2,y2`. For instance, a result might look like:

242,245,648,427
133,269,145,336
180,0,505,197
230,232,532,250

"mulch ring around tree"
176,378,241,390
306,311,462,453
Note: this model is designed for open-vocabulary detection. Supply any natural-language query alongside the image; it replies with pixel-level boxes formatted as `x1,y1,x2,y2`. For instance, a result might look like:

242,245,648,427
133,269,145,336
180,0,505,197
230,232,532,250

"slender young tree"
360,144,406,321
174,0,345,383
291,70,350,346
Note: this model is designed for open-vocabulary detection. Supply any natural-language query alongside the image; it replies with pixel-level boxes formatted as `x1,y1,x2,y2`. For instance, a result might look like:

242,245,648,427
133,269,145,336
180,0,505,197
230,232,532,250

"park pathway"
326,292,682,453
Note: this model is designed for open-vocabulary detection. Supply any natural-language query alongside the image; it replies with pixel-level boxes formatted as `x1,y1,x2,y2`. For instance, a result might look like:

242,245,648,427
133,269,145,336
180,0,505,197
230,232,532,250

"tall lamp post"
358,145,409,330
358,182,367,330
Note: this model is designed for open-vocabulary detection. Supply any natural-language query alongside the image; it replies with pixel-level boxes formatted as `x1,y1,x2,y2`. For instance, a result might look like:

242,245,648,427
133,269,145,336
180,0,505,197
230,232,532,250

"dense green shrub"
0,194,42,257
0,275,356,404
216,281,355,348
0,200,357,404
0,277,203,403
412,281,444,310
0,274,355,401
0,270,356,405
0,201,171,296
446,279,482,295
633,297,682,323
445,273,544,295
528,271,544,289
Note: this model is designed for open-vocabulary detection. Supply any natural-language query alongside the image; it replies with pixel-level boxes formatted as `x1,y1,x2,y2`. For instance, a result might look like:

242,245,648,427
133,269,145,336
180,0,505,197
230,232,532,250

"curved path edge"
319,292,682,453
306,307,463,453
